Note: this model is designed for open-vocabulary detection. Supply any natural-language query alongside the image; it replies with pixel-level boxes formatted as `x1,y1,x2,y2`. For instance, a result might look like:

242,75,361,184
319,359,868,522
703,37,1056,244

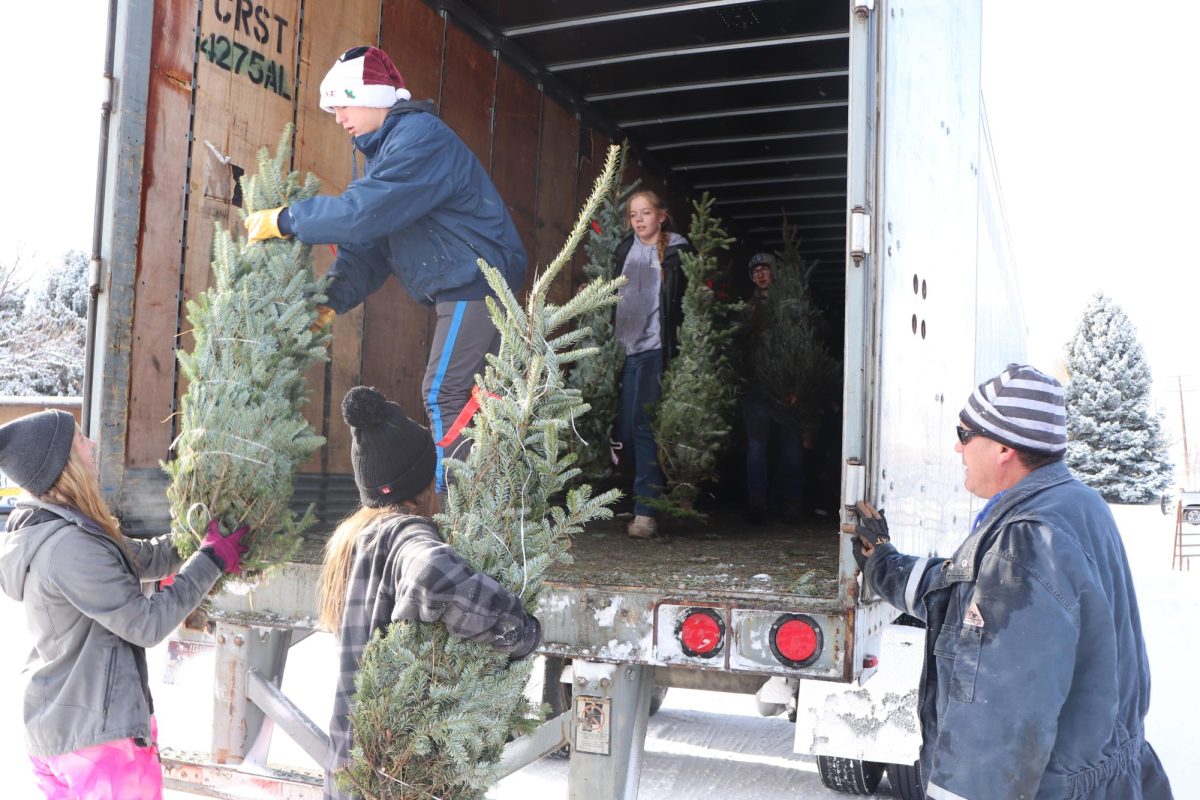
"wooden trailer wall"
111,0,680,532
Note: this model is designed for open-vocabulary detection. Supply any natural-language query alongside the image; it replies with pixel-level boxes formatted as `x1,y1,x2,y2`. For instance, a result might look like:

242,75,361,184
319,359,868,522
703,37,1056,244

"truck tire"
816,755,884,795
649,685,669,716
756,698,786,717
1184,508,1200,526
887,761,925,799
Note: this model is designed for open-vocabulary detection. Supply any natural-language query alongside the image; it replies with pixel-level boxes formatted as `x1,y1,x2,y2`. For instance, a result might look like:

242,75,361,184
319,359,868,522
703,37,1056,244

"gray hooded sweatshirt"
0,498,222,756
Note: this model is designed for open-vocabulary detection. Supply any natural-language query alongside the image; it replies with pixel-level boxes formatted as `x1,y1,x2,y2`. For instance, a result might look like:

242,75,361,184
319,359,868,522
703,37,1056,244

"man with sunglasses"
851,364,1171,800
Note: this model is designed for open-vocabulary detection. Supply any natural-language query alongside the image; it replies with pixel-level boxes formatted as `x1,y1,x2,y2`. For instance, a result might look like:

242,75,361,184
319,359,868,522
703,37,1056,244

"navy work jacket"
865,461,1173,799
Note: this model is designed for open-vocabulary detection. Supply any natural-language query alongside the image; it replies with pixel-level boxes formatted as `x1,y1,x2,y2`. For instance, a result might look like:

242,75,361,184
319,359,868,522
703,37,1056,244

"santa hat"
319,46,411,112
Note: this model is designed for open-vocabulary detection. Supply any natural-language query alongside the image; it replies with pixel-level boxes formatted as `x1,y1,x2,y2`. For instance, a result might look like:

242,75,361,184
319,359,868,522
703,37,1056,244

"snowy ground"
0,503,1194,798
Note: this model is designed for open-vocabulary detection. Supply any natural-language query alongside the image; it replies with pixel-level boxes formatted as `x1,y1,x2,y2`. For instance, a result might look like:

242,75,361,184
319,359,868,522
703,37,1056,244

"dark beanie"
960,364,1067,456
342,386,436,507
0,410,76,496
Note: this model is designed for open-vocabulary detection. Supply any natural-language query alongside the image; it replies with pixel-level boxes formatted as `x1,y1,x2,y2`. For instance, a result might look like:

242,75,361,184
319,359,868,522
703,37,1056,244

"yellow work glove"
243,207,288,243
311,304,336,336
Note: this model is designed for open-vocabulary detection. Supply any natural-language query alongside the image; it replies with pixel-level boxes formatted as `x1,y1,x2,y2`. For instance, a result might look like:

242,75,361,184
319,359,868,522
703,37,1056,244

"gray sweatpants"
422,300,500,492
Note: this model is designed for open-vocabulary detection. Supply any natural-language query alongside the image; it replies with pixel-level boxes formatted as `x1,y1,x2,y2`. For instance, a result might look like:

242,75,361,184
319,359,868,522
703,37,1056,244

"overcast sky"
1,0,1194,478
980,0,1200,484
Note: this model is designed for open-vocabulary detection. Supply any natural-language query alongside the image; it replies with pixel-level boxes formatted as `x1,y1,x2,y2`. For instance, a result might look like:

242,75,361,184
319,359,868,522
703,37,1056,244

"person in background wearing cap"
739,252,806,524
850,365,1172,799
0,411,250,798
317,386,540,800
243,46,527,496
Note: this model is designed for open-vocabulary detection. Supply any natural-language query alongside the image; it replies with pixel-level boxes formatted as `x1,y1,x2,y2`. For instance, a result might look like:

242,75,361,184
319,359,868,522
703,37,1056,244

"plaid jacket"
326,513,539,800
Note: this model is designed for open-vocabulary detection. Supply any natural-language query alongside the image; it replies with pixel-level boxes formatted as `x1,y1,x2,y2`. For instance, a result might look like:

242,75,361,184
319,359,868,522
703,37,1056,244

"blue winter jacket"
284,101,527,309
865,461,1172,799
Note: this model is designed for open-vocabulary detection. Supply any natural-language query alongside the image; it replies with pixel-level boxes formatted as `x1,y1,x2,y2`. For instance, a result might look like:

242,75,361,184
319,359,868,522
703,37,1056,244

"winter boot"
626,514,657,539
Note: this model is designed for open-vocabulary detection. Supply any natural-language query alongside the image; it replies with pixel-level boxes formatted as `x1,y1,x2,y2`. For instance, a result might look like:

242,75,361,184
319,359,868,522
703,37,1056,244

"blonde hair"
318,506,386,632
628,189,673,264
318,489,428,633
40,437,130,558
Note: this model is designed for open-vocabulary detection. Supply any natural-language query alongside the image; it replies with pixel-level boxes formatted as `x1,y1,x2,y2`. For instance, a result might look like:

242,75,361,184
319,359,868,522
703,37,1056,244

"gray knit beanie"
342,386,436,507
0,410,77,495
960,364,1067,456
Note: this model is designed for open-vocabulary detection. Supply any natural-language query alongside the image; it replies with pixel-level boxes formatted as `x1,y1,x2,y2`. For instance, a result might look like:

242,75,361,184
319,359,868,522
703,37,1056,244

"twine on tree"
183,501,211,546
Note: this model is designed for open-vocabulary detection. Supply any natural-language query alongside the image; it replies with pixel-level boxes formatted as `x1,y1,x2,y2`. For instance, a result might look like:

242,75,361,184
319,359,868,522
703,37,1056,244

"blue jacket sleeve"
864,543,944,623
922,549,1078,799
323,239,392,314
285,118,458,246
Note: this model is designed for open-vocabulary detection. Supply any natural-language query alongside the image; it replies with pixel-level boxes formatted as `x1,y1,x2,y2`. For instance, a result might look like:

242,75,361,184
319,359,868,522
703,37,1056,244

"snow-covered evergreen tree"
165,125,329,579
564,144,635,483
341,147,624,799
652,193,741,515
1065,292,1173,503
39,250,90,318
0,252,87,396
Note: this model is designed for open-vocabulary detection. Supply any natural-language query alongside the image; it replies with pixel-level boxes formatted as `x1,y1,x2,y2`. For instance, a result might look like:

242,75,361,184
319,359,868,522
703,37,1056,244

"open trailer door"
800,1,1021,793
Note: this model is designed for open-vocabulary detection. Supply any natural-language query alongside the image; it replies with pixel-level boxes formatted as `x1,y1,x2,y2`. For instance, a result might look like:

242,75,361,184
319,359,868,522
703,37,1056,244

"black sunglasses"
955,425,986,445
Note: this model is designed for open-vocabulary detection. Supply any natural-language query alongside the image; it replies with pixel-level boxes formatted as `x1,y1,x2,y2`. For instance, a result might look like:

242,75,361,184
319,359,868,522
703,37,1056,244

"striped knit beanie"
960,364,1067,456
319,46,411,112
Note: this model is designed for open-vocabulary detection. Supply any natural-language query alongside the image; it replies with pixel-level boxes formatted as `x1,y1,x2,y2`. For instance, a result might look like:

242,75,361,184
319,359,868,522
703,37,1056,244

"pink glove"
201,519,251,575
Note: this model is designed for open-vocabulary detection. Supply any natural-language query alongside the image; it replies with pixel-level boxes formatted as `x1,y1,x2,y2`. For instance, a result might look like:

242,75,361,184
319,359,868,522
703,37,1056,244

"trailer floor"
547,511,842,599
292,509,844,600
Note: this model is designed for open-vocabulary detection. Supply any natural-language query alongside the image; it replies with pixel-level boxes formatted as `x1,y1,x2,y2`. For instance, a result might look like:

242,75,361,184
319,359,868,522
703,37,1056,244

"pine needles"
564,143,637,483
652,193,741,516
341,145,625,799
165,124,329,580
752,221,841,440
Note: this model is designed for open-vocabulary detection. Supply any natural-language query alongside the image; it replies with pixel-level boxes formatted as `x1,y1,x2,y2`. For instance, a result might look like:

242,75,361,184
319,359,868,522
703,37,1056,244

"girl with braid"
611,190,692,538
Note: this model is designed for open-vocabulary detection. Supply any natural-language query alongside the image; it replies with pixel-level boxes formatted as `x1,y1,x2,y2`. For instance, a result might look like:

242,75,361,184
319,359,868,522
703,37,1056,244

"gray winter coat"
0,498,221,756
865,461,1172,799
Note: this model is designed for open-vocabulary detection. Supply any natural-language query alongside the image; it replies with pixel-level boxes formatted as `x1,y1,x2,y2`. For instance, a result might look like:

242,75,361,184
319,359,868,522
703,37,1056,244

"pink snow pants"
28,718,162,800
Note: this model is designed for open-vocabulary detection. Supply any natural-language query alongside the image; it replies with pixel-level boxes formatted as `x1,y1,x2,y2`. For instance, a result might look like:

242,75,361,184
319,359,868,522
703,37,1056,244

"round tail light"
678,608,725,658
770,614,823,668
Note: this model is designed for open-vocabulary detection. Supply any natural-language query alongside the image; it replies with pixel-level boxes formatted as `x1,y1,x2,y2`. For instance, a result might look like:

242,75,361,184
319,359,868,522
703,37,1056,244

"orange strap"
435,385,499,448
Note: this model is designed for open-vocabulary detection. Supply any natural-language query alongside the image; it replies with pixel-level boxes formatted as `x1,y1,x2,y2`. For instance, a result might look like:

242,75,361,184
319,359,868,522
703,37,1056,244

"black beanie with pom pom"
342,386,436,507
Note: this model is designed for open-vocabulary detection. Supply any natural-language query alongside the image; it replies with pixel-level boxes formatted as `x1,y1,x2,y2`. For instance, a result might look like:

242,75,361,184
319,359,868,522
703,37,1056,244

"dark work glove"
852,500,891,571
508,615,542,661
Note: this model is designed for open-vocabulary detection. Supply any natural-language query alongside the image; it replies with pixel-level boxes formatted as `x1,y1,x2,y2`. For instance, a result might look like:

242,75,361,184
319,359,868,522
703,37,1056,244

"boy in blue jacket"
851,364,1172,799
245,46,527,493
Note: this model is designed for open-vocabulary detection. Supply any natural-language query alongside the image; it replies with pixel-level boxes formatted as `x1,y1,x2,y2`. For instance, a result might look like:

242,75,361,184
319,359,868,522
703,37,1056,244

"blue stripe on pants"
428,301,468,493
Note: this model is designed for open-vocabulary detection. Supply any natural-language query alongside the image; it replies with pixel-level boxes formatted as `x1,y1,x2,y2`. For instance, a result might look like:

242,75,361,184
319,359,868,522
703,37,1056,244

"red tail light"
678,608,724,658
770,614,823,668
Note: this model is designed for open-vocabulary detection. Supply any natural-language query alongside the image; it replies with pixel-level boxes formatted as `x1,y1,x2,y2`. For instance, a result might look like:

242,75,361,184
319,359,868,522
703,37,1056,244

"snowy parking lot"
0,504,1194,798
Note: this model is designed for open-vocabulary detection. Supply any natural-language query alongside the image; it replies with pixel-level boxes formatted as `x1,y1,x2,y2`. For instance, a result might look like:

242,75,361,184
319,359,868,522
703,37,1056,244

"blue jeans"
742,387,804,511
616,349,665,517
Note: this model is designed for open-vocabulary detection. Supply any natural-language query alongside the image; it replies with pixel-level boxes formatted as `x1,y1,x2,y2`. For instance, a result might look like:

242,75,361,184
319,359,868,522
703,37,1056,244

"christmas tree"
564,143,637,483
340,146,625,799
1065,292,1173,503
165,124,329,580
753,221,841,440
652,193,741,515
